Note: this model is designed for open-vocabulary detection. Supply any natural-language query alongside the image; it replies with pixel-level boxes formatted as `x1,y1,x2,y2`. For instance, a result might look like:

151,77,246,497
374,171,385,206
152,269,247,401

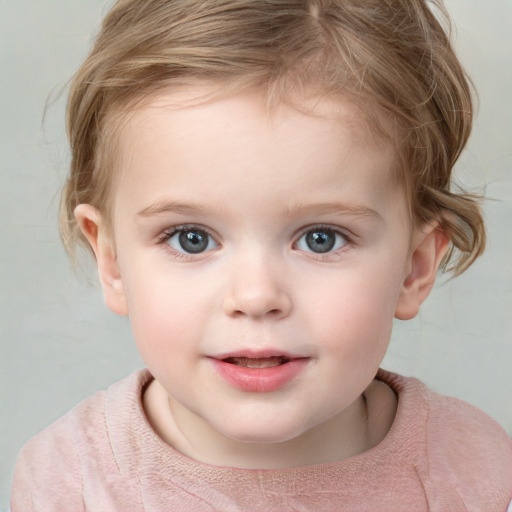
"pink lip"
212,349,303,360
210,351,309,393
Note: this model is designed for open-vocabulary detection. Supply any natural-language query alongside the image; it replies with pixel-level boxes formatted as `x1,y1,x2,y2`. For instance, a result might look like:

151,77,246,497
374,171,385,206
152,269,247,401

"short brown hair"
60,0,485,275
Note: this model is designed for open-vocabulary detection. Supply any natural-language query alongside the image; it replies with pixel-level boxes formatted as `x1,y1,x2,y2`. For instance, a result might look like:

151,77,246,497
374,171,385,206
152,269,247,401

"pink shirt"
11,369,512,511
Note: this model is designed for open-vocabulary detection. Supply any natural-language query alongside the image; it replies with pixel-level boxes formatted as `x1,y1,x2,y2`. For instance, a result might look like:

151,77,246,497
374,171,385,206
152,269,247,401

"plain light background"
1,0,511,508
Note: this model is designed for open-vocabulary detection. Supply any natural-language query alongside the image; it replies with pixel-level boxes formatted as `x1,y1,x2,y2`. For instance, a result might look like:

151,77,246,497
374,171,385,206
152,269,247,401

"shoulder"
10,369,150,512
380,370,512,510
423,384,512,490
10,390,105,511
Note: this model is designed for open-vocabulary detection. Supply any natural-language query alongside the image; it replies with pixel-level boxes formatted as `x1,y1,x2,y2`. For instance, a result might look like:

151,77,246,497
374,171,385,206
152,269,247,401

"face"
83,88,433,458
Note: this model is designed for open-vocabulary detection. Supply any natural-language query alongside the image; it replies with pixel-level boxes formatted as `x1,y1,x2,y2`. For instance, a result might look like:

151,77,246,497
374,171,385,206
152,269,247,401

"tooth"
226,357,288,368
247,358,278,368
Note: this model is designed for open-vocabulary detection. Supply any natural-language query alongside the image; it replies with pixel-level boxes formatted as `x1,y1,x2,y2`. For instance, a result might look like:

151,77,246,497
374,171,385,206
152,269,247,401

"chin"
214,417,308,445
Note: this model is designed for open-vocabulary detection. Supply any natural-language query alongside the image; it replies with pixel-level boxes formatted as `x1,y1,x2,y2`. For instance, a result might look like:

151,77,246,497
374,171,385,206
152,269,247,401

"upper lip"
210,349,308,361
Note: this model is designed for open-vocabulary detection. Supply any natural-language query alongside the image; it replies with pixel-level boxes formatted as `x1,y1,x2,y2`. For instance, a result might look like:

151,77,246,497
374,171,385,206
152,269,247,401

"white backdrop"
1,1,511,508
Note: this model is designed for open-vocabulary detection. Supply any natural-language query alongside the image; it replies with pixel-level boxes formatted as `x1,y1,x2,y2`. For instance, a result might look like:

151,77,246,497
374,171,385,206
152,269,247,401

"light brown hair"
60,0,485,274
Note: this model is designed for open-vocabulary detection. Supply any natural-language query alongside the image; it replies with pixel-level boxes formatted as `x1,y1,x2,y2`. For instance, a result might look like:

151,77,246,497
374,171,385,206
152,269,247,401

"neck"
143,378,396,469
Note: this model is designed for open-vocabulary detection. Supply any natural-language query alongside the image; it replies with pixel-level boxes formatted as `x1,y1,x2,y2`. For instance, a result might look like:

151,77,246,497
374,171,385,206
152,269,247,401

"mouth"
221,356,291,368
210,351,309,392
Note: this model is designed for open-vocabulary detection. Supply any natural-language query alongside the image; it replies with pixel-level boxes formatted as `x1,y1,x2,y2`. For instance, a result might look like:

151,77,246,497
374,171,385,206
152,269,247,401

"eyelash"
157,224,219,261
156,224,355,260
293,224,354,260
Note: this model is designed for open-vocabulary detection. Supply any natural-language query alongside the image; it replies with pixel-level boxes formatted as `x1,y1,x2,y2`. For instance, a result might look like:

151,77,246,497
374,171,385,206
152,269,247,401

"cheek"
305,267,404,356
121,272,203,362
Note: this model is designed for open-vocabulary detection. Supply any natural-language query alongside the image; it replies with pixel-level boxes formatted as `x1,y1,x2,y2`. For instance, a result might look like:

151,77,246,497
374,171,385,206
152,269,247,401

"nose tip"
229,297,291,320
223,267,292,320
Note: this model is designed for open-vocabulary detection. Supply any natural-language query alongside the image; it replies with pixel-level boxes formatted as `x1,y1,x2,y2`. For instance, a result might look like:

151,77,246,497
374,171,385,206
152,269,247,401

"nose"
223,254,292,320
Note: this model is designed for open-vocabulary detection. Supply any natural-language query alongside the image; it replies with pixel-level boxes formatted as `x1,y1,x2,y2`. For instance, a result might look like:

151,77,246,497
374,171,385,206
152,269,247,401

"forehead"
116,85,394,165
111,87,403,220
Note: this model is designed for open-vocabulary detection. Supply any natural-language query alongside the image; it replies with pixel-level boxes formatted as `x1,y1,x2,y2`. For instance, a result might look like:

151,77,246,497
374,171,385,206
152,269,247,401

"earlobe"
74,204,129,316
395,224,450,320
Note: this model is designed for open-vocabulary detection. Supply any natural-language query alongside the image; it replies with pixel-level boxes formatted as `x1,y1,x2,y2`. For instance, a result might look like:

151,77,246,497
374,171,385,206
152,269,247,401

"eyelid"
159,223,219,241
157,224,220,257
292,224,355,257
293,224,354,244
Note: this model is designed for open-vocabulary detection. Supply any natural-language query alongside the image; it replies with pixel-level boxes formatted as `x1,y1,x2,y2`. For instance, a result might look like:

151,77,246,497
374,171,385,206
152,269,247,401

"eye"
295,227,348,254
164,227,219,254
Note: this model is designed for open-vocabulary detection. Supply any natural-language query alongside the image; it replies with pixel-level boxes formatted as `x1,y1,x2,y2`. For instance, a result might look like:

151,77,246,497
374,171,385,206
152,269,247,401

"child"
10,0,512,510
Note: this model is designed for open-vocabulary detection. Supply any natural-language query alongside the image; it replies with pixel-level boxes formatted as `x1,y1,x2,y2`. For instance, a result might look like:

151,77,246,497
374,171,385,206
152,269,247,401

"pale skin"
76,88,448,470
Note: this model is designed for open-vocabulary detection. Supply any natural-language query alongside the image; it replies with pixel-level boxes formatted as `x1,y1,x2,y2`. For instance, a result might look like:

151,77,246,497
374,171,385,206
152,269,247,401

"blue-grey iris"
305,229,336,253
179,230,209,253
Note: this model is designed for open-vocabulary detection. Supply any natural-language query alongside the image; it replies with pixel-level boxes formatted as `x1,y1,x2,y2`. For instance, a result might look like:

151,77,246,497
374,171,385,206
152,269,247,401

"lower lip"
211,358,309,393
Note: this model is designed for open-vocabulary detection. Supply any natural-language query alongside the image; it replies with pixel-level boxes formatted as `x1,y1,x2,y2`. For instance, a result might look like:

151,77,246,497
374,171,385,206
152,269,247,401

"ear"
395,223,450,320
74,204,129,316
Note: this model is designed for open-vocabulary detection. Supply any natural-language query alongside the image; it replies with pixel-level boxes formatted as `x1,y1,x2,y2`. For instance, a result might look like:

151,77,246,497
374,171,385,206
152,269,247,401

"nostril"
230,307,284,319
223,286,292,319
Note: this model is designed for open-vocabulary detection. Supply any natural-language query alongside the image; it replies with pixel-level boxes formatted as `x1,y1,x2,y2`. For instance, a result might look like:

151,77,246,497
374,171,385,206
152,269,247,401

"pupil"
306,230,335,253
179,230,208,253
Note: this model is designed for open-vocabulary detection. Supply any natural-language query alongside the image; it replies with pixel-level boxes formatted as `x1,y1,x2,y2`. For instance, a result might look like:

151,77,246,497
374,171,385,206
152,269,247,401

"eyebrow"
137,200,212,218
282,202,382,221
137,199,382,222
